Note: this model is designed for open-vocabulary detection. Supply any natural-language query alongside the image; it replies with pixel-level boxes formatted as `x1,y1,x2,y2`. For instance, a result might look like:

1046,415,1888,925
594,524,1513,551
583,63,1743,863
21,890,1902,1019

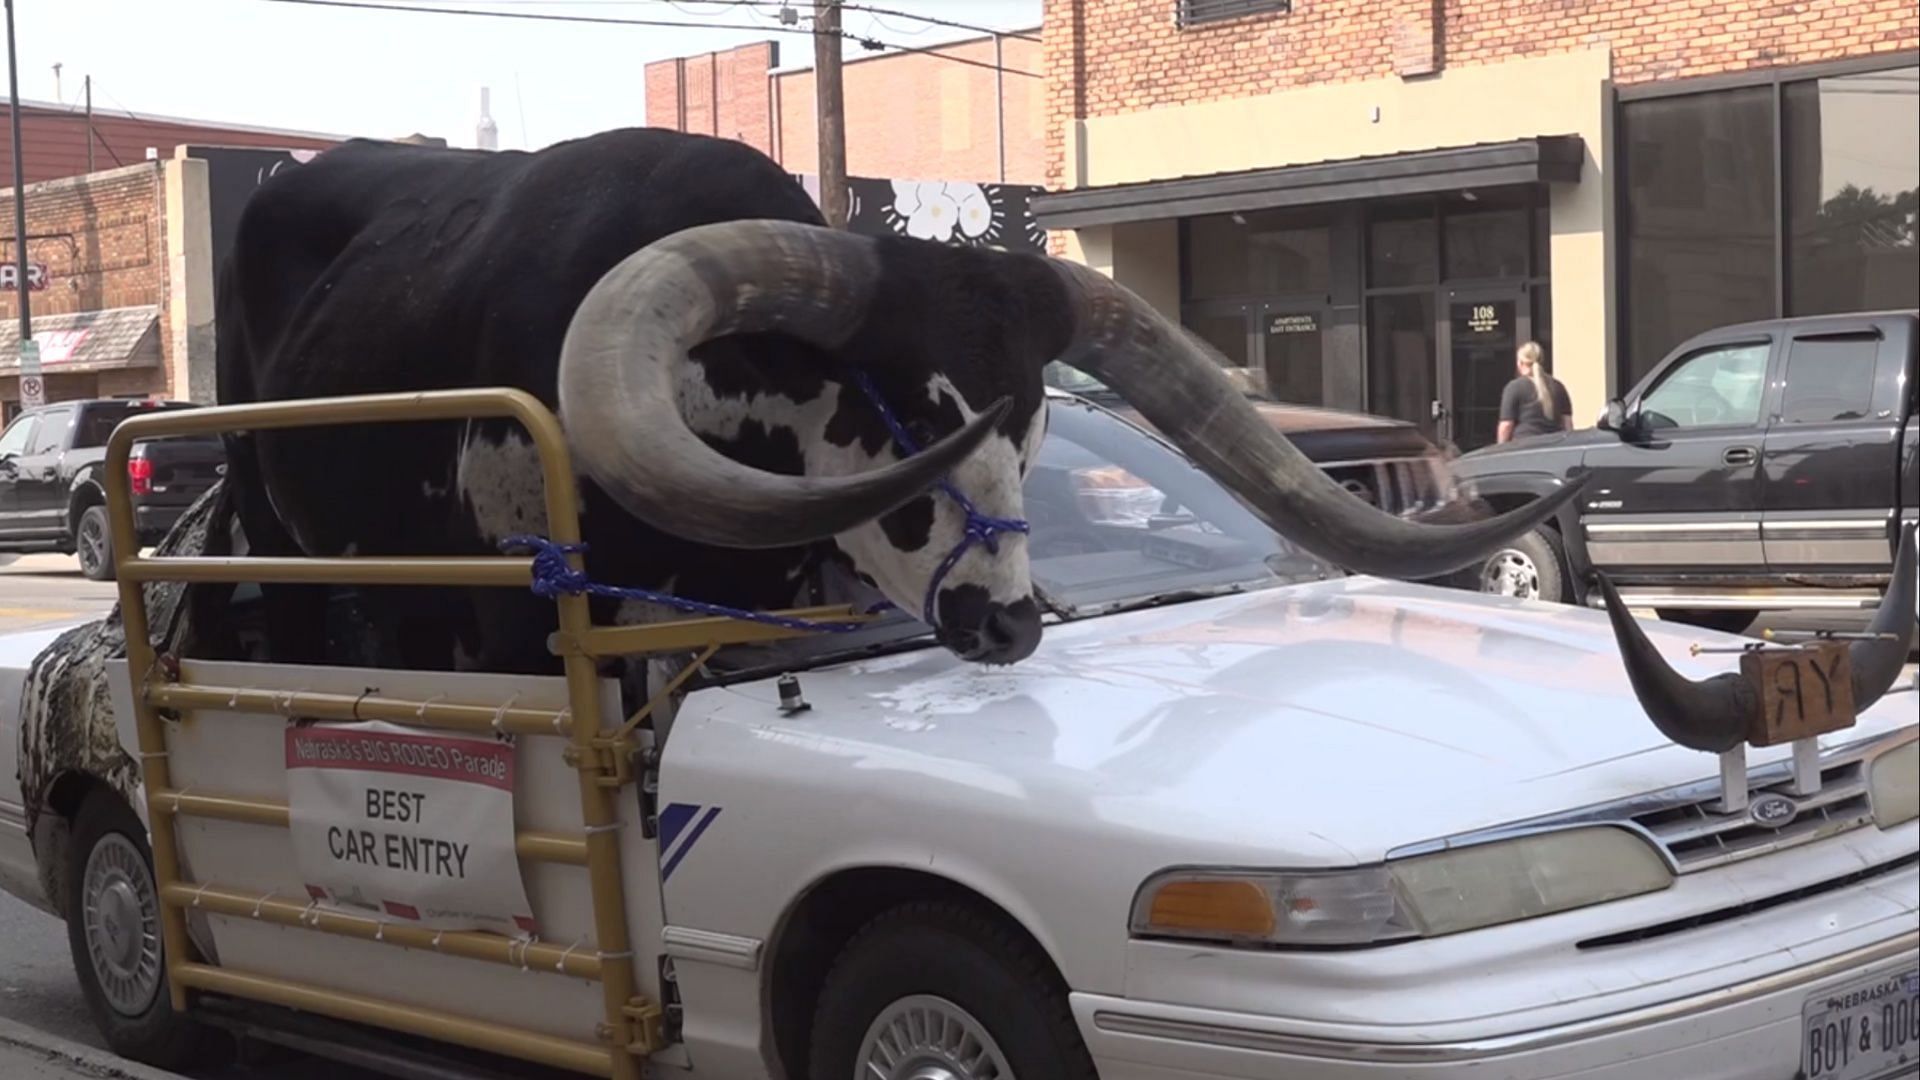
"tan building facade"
1037,0,1919,451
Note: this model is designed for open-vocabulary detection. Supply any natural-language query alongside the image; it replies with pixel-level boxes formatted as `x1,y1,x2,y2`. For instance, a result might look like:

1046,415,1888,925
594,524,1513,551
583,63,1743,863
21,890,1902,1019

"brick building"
1,105,344,419
645,31,1046,183
1035,0,1919,451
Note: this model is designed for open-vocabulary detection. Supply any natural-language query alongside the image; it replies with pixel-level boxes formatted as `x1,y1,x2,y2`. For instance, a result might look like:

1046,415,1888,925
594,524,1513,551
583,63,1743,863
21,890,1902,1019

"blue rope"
850,373,1029,626
500,371,1027,635
499,535,875,633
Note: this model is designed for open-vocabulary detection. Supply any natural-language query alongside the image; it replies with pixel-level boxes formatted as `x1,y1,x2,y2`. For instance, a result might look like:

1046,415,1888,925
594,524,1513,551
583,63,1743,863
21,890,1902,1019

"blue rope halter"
500,372,1028,634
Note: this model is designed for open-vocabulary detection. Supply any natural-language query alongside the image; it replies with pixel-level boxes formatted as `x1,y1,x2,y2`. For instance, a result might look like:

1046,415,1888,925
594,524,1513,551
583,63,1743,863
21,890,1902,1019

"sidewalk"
0,1018,189,1080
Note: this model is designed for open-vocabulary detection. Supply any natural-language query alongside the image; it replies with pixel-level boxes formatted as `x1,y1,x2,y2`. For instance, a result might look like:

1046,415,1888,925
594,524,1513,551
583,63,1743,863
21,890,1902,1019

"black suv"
0,398,227,581
1449,309,1919,631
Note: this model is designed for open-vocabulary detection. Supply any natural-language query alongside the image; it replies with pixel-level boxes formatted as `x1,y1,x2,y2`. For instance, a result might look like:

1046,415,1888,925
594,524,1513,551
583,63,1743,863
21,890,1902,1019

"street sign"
19,374,45,408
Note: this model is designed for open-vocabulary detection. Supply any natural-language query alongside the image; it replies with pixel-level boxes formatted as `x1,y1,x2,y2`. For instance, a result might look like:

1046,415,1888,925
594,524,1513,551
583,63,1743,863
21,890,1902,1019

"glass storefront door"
1260,304,1328,405
1366,292,1438,439
1444,286,1530,452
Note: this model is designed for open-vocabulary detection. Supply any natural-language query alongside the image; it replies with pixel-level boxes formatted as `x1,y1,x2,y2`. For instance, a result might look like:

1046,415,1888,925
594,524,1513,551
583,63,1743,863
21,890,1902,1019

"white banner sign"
285,720,536,938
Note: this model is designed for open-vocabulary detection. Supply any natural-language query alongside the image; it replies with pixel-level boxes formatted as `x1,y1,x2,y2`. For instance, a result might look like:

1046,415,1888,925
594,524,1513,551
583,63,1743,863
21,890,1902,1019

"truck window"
69,401,198,449
1777,333,1880,424
1639,341,1769,430
0,414,36,459
27,407,73,454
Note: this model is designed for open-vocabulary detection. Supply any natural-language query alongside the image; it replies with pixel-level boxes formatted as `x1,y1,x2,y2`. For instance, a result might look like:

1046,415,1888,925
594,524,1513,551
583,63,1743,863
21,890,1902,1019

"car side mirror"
1601,399,1630,434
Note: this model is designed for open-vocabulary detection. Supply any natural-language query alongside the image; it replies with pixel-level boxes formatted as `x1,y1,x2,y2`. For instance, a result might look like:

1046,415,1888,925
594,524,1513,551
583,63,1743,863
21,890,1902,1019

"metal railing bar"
122,556,533,588
150,683,577,738
566,605,877,658
161,883,603,980
171,963,613,1077
156,790,590,867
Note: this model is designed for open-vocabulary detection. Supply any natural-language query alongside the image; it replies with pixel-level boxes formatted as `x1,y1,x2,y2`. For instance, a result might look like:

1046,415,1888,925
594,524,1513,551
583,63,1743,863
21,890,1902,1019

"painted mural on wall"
799,174,1050,254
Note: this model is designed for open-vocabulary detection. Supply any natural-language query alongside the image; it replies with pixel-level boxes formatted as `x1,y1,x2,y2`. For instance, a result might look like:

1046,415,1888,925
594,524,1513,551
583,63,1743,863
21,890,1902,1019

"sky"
6,0,1041,150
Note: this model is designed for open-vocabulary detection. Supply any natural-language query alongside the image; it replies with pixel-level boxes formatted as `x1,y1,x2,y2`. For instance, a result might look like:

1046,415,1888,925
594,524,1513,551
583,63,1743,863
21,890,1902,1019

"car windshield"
704,393,1334,678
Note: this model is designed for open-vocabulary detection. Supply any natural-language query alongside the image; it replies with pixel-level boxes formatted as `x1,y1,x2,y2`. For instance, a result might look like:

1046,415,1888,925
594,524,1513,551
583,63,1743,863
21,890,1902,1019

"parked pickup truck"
1450,309,1920,632
0,399,227,582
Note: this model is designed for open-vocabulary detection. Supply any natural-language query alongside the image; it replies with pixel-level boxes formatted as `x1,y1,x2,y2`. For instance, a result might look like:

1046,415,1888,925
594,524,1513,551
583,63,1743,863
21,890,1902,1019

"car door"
0,412,39,536
1578,336,1776,577
1760,324,1917,575
15,404,74,532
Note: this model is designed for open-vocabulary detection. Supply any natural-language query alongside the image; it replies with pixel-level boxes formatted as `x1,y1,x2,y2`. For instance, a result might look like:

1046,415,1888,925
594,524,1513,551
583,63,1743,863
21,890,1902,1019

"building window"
1618,61,1919,394
1619,85,1776,391
1176,0,1289,29
1184,207,1332,301
1784,68,1920,318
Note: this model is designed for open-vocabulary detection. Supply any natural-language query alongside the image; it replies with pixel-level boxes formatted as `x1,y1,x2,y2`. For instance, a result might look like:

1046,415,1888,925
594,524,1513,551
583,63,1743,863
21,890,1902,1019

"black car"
1449,309,1919,632
0,398,228,581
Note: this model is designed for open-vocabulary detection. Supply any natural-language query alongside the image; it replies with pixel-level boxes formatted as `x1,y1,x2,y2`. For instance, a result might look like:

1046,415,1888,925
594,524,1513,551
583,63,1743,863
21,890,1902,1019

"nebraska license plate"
1802,966,1920,1080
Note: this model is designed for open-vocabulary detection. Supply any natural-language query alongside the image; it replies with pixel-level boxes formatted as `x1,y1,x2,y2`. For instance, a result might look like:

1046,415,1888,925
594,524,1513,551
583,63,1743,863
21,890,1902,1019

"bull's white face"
812,373,1049,663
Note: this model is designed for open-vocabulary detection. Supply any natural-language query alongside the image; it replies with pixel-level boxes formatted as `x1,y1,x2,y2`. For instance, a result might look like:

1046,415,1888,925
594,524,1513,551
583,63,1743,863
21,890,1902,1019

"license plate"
1802,966,1920,1080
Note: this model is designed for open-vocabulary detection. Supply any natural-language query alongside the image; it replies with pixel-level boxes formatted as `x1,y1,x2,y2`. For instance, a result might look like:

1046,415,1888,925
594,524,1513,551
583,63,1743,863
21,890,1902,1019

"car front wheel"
809,901,1096,1080
1475,526,1565,604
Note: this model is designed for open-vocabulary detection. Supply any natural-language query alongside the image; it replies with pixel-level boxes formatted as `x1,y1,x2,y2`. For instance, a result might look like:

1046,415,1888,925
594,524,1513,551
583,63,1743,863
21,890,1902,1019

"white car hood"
699,578,1917,865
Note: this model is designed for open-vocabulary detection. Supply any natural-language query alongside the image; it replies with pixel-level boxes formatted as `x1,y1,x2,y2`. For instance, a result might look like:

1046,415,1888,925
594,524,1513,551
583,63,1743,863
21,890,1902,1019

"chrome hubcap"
1481,549,1539,599
82,833,162,1016
855,995,1013,1080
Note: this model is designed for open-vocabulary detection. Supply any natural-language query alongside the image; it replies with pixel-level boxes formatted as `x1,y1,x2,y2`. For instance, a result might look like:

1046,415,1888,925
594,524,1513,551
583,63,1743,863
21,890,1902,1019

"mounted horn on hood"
557,219,1009,550
1044,261,1590,581
1597,524,1917,754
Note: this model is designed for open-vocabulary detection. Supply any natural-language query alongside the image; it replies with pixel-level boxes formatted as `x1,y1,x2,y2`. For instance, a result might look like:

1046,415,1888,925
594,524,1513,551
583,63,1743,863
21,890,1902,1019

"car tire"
75,504,117,582
1474,526,1565,604
64,789,211,1070
808,901,1097,1080
1655,609,1757,636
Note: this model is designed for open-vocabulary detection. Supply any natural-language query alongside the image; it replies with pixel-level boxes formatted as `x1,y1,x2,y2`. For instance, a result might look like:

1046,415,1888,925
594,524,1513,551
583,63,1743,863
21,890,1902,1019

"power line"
253,0,1043,76
373,0,1043,43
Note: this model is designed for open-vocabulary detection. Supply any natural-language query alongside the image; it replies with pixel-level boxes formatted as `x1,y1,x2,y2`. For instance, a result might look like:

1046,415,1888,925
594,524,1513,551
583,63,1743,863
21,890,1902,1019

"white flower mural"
794,171,1049,254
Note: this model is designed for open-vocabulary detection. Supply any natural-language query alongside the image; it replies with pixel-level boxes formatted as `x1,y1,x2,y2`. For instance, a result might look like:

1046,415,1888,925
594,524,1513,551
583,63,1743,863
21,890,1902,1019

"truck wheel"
1655,609,1756,636
64,789,209,1069
809,901,1096,1080
75,505,117,582
1475,527,1565,604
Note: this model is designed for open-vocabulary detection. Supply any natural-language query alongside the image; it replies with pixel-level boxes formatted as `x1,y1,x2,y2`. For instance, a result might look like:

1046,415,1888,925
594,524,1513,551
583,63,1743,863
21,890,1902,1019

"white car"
2,392,1916,1080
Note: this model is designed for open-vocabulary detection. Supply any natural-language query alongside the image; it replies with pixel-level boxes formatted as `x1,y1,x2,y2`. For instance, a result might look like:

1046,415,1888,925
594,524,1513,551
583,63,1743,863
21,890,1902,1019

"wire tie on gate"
137,749,168,761
252,892,271,919
552,708,571,735
300,899,319,926
228,688,242,709
375,922,385,942
191,882,212,908
491,694,520,734
431,930,444,951
584,821,622,835
168,787,192,813
416,694,447,720
555,936,585,972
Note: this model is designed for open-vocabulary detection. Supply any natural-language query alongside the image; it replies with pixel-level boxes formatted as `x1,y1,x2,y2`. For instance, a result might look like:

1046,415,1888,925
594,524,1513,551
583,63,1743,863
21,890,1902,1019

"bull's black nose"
937,590,1042,665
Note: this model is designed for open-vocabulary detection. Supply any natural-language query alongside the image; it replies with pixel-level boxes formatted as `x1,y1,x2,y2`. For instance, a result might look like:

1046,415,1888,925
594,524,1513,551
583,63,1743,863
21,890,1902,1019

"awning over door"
0,306,161,375
1032,135,1585,230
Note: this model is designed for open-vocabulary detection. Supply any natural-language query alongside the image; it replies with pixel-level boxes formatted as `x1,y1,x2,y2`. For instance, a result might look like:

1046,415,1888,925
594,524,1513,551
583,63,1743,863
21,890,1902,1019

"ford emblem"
1748,793,1799,829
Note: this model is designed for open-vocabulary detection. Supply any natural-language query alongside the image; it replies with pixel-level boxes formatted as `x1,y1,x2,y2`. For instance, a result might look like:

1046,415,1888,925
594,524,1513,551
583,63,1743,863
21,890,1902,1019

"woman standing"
1496,341,1573,443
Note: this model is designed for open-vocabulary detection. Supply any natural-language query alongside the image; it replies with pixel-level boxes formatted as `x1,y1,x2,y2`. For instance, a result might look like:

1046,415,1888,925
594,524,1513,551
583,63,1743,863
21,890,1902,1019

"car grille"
1387,730,1912,876
1631,759,1875,872
1321,457,1448,517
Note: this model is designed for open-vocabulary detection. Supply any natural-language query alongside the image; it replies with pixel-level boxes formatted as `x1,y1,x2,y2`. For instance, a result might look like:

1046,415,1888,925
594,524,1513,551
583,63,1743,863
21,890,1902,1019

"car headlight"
1869,738,1919,828
1131,827,1673,948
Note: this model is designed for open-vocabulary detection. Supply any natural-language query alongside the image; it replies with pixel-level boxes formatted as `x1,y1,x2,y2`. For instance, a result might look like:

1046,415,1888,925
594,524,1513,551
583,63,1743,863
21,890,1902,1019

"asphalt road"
0,552,1910,1078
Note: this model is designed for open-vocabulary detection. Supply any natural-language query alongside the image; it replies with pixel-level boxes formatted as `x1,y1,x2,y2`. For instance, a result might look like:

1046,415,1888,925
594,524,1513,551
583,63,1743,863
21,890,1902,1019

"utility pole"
84,75,93,174
6,0,33,359
812,0,847,228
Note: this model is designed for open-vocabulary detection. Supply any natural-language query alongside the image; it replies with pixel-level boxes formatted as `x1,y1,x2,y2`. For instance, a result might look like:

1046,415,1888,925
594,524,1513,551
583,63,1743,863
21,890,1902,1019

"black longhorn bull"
213,128,1580,678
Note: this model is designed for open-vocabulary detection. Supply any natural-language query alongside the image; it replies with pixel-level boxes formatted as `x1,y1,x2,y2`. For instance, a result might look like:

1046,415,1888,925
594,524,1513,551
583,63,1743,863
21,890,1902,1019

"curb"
0,1017,191,1080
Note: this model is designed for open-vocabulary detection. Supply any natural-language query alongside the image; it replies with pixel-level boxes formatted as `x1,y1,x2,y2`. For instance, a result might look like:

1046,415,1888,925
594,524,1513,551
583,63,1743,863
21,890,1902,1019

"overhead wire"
253,0,1043,76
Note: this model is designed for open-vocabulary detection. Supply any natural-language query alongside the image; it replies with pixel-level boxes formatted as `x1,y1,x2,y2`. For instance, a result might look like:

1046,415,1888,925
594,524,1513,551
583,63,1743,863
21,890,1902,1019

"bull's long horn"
1846,522,1916,714
558,219,1008,549
1045,261,1588,580
1597,524,1916,754
1594,573,1753,753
